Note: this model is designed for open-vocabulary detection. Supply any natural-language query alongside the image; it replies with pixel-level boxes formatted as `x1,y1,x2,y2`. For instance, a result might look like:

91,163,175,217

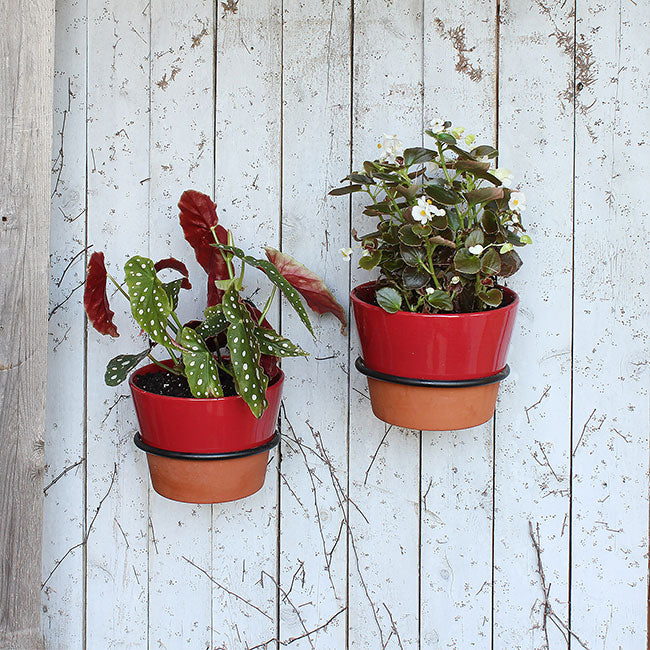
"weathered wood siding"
1,1,54,648
44,1,650,648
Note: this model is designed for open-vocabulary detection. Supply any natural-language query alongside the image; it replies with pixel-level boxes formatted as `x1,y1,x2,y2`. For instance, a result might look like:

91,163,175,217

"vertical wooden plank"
147,4,215,648
0,1,54,647
279,0,351,646
419,3,497,646
572,2,650,645
85,1,151,646
211,1,282,646
43,0,87,646
349,2,423,647
494,2,574,647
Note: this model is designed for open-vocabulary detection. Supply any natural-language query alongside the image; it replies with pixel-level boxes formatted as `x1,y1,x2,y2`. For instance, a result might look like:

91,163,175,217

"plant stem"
106,273,130,300
258,286,277,325
147,353,182,375
171,310,183,331
211,225,235,280
215,361,234,378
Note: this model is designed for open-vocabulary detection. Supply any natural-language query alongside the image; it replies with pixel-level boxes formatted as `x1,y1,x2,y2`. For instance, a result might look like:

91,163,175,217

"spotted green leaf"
104,348,151,386
179,326,223,398
163,278,184,311
197,305,228,339
221,287,268,417
255,327,307,358
212,243,314,336
124,256,172,347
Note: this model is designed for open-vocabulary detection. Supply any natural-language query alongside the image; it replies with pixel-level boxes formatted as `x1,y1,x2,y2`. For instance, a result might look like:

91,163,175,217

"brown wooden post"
0,1,55,648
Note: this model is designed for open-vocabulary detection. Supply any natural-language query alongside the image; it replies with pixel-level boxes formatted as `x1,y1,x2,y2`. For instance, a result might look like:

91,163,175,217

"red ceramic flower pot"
129,361,283,503
351,282,518,431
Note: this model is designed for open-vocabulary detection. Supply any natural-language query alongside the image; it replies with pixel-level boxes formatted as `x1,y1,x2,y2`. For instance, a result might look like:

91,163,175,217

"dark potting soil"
134,367,237,398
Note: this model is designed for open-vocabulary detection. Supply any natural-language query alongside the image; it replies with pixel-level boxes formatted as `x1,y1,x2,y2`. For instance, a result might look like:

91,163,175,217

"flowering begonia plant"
330,119,531,314
84,190,346,417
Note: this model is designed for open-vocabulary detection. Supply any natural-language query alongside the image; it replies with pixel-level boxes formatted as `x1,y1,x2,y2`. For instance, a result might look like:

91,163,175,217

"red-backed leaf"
154,257,192,290
244,301,279,380
264,247,347,333
84,251,119,338
178,190,229,305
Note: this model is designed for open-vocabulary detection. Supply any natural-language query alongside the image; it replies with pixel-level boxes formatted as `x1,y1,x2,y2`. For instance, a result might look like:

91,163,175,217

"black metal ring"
133,432,280,460
355,357,510,388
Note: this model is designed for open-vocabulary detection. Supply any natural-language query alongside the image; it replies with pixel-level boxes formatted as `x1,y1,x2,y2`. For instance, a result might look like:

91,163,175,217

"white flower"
451,275,461,284
493,168,513,188
377,133,403,163
512,213,520,224
339,247,353,261
413,196,433,224
431,204,446,217
508,191,526,212
428,117,446,133
468,244,484,256
425,287,435,295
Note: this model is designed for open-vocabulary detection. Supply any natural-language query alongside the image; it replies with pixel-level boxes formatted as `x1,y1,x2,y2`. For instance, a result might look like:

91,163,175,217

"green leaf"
446,159,490,172
393,184,419,201
465,187,504,204
433,132,457,145
429,212,448,231
426,290,453,311
221,287,268,417
212,243,314,336
412,224,432,237
481,210,499,234
403,147,436,166
480,248,502,275
124,256,173,347
398,224,421,246
400,245,426,268
359,250,381,271
329,184,364,196
197,305,228,339
478,288,503,307
349,173,374,184
520,234,532,245
500,249,523,277
465,229,485,247
402,266,430,289
179,326,223,398
500,242,514,254
424,185,462,205
162,279,184,311
104,348,151,386
255,327,307,358
453,249,481,274
470,145,498,159
376,287,402,314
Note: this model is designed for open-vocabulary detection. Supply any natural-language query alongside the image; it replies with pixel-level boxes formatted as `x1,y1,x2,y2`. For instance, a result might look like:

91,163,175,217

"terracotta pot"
134,433,278,504
129,361,283,503
351,281,518,380
356,358,509,431
351,283,518,431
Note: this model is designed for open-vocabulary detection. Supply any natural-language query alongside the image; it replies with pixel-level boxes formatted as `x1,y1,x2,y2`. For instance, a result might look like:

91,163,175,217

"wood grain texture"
0,1,54,648
85,1,151,646
494,1,574,647
280,1,351,646
572,1,650,645
41,1,650,647
43,0,87,646
420,2,497,647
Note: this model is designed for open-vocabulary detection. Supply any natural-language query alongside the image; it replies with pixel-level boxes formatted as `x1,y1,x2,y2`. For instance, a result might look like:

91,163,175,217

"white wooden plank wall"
45,1,650,648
